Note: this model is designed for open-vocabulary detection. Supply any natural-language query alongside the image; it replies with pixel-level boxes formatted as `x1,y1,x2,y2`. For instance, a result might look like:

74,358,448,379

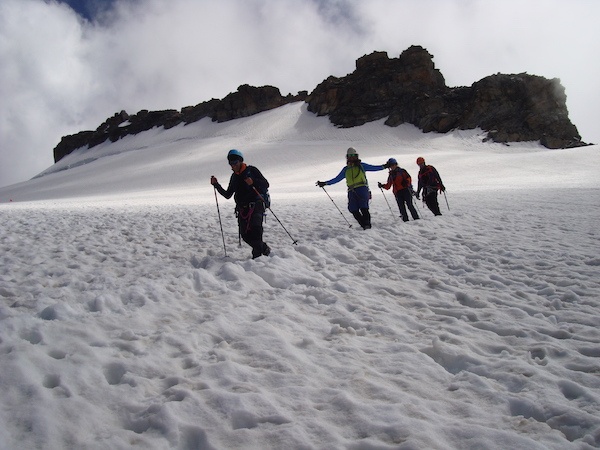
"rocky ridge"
53,45,586,163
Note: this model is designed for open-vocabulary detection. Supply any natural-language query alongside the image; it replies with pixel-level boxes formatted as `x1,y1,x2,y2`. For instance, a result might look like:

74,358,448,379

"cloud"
1,0,599,187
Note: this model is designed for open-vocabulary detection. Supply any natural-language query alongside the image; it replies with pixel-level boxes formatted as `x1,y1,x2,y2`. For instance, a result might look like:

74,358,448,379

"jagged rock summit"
53,45,586,163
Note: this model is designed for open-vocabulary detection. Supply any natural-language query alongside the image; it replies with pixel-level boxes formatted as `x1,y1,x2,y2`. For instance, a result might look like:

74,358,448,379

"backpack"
399,169,411,188
390,168,411,191
245,165,270,208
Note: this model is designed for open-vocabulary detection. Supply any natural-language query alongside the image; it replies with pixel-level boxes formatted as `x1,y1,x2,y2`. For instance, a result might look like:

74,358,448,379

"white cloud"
1,0,599,187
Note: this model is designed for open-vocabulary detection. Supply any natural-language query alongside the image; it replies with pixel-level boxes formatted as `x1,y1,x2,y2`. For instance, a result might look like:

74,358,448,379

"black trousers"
237,203,267,257
351,209,371,229
424,191,442,216
395,189,419,221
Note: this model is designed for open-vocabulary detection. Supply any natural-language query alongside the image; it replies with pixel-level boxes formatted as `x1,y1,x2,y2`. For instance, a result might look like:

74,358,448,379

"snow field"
0,103,599,448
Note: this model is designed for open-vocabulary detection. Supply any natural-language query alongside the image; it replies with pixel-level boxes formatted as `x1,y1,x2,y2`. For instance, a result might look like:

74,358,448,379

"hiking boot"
262,244,271,256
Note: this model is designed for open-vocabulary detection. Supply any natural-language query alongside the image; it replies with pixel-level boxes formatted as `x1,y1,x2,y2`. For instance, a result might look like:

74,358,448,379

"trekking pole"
319,185,352,228
252,187,298,245
379,185,396,219
213,185,228,257
443,190,450,211
413,199,422,217
411,189,422,216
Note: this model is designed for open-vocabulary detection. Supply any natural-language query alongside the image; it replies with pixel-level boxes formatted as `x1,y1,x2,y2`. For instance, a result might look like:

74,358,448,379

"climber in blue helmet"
210,149,271,259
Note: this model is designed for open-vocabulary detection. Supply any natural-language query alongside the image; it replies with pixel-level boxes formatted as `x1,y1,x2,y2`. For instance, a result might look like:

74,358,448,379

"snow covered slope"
1,102,599,449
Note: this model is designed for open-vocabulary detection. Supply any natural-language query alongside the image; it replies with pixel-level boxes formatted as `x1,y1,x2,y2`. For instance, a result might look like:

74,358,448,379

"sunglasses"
347,154,358,158
228,159,241,165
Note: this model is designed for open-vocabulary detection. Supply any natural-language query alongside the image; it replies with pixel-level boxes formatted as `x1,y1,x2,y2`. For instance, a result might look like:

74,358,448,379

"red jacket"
382,167,412,194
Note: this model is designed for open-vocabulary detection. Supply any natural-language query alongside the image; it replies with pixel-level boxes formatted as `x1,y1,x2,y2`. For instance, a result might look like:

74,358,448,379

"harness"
237,203,256,233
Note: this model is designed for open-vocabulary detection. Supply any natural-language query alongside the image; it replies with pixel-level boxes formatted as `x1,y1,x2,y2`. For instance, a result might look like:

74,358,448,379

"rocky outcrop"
307,47,447,128
306,45,584,149
54,85,306,162
53,45,586,163
461,74,581,148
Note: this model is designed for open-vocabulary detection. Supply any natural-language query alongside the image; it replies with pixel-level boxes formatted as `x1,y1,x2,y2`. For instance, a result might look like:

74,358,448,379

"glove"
383,162,390,169
377,182,384,188
440,184,446,192
415,192,420,200
210,176,218,185
316,181,327,187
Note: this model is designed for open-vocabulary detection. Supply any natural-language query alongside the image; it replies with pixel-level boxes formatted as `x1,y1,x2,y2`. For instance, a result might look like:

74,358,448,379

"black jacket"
417,165,443,195
215,164,269,207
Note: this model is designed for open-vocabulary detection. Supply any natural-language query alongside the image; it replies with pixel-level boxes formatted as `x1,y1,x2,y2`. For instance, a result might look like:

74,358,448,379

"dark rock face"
53,45,586,163
307,45,584,149
307,47,447,129
181,84,305,124
464,74,581,148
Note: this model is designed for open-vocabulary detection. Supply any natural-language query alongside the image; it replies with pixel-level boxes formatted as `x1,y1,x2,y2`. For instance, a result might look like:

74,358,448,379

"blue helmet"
227,149,243,162
387,158,397,165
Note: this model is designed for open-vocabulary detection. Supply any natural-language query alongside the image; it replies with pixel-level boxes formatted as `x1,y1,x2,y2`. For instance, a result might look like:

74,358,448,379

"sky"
1,0,600,188
0,103,599,448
